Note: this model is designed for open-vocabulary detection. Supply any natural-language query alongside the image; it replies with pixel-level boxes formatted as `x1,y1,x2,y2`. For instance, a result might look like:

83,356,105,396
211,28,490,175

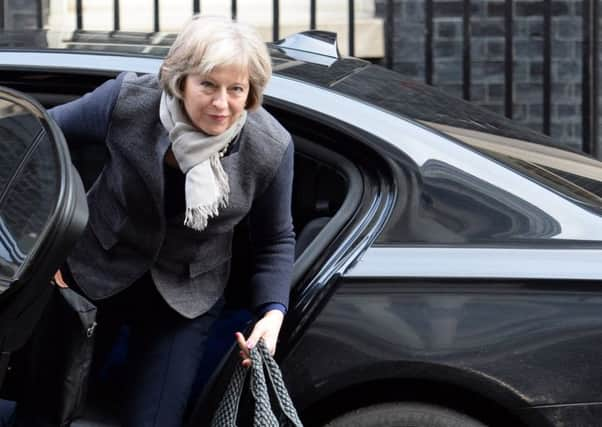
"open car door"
0,87,88,389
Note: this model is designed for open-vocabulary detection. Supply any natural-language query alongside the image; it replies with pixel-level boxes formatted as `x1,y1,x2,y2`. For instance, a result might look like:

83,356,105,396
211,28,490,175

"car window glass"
0,100,42,189
421,120,602,207
0,117,59,281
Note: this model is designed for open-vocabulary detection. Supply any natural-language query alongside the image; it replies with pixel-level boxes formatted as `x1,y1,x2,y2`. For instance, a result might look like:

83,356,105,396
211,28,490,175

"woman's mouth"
209,114,228,123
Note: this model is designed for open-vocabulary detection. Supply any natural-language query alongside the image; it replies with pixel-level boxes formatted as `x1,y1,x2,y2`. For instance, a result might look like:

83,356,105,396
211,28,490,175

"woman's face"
182,65,250,135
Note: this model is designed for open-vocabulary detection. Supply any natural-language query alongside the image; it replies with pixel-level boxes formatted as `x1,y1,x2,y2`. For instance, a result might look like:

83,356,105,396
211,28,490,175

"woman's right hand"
52,270,69,288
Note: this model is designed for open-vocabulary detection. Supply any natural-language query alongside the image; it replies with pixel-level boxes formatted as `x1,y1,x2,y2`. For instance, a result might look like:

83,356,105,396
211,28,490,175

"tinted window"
0,111,59,281
424,122,602,208
0,101,42,189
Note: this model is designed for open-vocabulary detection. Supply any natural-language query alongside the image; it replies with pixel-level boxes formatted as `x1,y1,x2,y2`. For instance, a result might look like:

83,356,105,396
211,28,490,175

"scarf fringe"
184,193,229,231
184,154,231,231
211,154,230,195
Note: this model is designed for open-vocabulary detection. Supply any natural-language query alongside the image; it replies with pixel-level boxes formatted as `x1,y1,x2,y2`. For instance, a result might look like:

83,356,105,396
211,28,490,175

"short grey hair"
160,15,271,110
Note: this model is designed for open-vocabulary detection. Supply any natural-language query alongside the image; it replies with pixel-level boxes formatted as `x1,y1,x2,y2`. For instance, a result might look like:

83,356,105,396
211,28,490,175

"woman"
46,15,294,426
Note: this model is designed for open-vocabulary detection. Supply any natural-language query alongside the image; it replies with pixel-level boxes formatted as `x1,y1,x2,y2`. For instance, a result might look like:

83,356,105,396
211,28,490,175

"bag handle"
211,339,303,427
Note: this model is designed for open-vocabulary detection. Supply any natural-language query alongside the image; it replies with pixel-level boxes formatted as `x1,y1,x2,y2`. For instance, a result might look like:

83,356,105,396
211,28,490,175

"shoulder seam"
121,72,161,90
247,110,291,146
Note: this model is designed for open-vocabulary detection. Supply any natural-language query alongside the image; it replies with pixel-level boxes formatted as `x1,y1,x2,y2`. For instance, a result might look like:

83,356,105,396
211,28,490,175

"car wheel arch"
294,366,535,427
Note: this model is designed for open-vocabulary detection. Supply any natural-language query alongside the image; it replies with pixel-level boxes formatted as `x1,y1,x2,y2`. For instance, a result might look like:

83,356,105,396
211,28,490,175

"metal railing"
381,0,600,156
583,0,599,156
74,0,358,56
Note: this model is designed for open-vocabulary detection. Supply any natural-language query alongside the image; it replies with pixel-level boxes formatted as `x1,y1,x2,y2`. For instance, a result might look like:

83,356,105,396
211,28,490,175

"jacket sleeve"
49,72,126,146
248,140,296,312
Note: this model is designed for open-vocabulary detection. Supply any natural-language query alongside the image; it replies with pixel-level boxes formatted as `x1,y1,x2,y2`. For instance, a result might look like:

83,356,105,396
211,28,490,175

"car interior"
0,70,363,424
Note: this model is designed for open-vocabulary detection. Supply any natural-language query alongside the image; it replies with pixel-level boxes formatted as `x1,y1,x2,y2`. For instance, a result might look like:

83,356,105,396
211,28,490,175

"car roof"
0,29,369,86
0,30,567,146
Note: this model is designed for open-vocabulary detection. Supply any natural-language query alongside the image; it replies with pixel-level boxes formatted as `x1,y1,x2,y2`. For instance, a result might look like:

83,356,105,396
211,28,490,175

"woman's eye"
200,81,214,88
231,86,244,93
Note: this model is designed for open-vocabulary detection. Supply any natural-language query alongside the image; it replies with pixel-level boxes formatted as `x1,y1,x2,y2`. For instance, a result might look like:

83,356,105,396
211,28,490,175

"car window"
0,103,60,285
0,100,42,189
0,87,88,359
422,121,602,207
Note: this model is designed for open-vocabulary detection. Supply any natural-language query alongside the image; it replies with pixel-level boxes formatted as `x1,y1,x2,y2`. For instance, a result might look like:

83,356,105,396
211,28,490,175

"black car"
1,30,602,427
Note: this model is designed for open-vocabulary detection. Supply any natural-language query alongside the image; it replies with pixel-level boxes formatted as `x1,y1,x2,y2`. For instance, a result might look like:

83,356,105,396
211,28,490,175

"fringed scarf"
159,92,247,231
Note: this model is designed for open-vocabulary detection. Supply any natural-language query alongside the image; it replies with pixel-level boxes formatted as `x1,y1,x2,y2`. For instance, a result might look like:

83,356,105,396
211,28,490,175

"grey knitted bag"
210,339,303,427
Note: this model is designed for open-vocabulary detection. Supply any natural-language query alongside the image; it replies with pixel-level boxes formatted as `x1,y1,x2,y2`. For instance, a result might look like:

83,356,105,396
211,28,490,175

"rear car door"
0,86,88,388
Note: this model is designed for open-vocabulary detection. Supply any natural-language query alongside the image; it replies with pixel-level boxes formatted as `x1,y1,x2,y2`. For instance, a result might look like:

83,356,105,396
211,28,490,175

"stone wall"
3,0,49,29
375,0,587,152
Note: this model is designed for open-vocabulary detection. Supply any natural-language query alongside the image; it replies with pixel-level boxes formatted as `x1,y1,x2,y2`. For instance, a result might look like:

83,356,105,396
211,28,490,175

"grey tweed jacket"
52,72,295,318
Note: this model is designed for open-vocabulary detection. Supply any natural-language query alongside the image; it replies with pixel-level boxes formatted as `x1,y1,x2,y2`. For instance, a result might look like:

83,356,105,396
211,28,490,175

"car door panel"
0,86,88,388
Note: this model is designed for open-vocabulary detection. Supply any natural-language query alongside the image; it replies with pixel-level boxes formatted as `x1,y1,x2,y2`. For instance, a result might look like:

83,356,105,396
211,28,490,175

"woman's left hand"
236,309,284,368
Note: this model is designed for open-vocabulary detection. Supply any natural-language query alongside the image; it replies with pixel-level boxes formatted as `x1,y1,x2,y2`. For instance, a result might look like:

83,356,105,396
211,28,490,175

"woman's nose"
212,90,228,108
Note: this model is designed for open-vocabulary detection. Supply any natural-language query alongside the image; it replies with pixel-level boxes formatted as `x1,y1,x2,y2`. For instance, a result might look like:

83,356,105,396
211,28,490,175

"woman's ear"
177,75,188,97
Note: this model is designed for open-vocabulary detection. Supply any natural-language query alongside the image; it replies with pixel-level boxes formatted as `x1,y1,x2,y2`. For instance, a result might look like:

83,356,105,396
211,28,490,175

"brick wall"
375,0,587,152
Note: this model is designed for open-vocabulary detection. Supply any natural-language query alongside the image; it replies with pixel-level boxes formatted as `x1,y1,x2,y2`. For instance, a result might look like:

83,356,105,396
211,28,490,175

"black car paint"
0,86,88,370
282,276,602,424
0,32,601,426
264,52,602,426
